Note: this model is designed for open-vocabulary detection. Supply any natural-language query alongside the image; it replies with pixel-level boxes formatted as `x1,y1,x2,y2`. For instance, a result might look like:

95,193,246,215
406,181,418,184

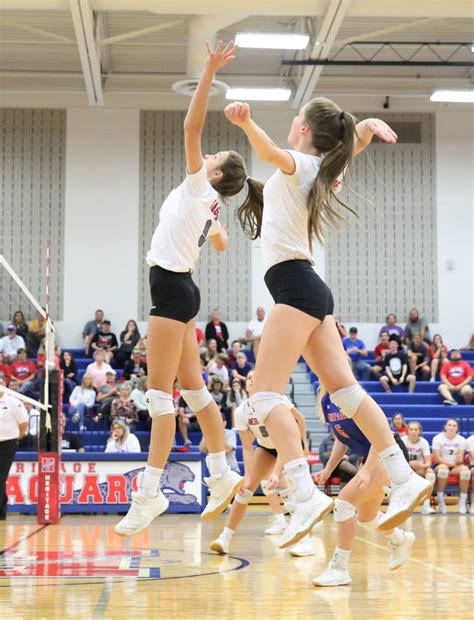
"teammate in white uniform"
210,372,314,558
115,42,264,536
432,419,470,514
402,422,435,515
224,98,432,548
466,435,474,514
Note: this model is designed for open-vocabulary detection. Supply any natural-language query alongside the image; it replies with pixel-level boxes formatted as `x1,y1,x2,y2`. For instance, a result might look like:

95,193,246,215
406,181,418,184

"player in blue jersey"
312,387,415,587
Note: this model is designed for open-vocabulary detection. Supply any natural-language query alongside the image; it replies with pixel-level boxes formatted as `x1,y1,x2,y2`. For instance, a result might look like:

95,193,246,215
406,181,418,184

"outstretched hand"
365,118,398,144
224,101,251,126
206,40,237,73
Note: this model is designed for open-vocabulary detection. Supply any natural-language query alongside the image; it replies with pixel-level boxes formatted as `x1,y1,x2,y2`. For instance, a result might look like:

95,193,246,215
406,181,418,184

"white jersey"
431,432,466,466
402,435,431,464
466,435,474,463
261,150,323,272
0,392,28,440
146,163,221,272
234,395,293,450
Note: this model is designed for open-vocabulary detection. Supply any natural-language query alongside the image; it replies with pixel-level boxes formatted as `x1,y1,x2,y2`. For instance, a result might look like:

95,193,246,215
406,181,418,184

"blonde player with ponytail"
225,98,432,549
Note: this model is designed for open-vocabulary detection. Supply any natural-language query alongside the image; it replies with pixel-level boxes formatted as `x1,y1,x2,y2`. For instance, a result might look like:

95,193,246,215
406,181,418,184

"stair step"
293,384,314,394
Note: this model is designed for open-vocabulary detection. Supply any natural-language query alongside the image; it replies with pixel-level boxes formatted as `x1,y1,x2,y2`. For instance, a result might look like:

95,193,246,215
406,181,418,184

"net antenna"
0,247,55,424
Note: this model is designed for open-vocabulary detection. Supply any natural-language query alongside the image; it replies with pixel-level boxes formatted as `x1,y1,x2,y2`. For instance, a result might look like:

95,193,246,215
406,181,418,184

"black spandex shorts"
264,259,334,321
149,265,200,324
256,439,305,460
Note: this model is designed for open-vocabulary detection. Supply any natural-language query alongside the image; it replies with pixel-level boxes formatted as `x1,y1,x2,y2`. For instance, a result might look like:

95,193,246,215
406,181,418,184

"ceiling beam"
0,18,74,44
97,18,184,46
292,0,351,109
95,12,111,74
68,0,103,105
333,17,439,48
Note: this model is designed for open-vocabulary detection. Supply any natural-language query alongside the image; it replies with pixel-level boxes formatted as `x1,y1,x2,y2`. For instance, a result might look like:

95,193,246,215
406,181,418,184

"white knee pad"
437,468,449,480
260,480,276,496
334,498,357,523
425,471,436,485
181,387,212,413
249,391,287,424
330,384,367,418
359,511,384,531
145,389,175,418
460,470,471,481
234,489,254,505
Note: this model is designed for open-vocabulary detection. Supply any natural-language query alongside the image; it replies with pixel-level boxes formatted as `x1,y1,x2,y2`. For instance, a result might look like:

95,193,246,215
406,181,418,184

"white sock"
386,528,405,546
460,493,467,504
379,445,412,485
274,513,287,525
423,498,431,508
140,465,163,498
284,458,314,501
222,527,234,541
437,491,445,503
332,547,351,569
207,451,228,476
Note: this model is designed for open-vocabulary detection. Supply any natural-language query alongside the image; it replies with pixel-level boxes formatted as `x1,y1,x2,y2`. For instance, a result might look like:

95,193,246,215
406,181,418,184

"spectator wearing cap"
199,414,240,474
205,309,229,352
86,349,113,390
379,313,404,343
96,369,119,418
123,348,148,382
0,325,26,363
82,309,104,356
90,320,118,364
10,348,37,397
438,349,473,405
342,327,372,382
404,308,431,344
245,307,267,359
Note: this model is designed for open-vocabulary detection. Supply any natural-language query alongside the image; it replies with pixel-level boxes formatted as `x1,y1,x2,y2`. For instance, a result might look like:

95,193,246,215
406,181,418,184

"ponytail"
303,98,360,251
236,177,264,240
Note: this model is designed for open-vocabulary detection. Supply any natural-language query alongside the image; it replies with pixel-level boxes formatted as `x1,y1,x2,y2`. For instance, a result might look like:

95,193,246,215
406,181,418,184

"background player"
312,387,415,587
210,371,314,557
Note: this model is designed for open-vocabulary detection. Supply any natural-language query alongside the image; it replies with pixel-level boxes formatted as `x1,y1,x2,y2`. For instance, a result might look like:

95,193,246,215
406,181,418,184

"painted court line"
354,533,472,585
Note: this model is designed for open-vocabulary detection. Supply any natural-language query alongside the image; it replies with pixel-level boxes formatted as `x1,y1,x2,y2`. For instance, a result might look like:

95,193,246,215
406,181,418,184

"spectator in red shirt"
11,348,37,395
205,309,229,352
428,334,449,382
195,326,205,348
372,331,391,379
391,413,409,437
0,353,12,386
438,349,473,405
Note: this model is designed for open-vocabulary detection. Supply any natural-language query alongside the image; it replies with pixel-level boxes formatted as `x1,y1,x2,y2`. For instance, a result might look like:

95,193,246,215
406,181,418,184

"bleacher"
57,347,474,476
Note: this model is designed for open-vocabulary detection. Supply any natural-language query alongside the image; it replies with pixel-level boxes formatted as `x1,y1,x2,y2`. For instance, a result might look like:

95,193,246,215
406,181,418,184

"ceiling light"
430,90,474,103
225,88,291,101
235,33,309,50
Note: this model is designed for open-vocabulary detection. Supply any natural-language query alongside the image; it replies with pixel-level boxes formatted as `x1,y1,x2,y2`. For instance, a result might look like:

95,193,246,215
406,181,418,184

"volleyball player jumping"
115,42,264,536
312,387,415,587
224,98,432,548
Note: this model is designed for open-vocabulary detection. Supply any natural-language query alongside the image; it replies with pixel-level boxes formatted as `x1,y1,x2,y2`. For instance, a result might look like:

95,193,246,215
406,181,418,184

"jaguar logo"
161,462,198,505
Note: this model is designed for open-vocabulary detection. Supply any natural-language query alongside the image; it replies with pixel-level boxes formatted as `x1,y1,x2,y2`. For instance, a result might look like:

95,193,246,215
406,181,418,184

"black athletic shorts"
264,259,334,321
149,265,200,324
256,439,306,460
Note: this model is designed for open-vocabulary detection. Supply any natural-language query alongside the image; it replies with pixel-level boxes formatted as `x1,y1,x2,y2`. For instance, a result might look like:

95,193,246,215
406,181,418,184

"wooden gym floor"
0,508,472,619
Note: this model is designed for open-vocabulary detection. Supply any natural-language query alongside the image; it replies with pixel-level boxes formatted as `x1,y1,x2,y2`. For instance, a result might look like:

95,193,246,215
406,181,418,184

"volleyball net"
0,250,62,524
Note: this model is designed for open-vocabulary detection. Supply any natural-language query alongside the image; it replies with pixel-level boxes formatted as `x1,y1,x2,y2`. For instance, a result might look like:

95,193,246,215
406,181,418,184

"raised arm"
184,41,236,174
353,118,398,157
224,102,296,174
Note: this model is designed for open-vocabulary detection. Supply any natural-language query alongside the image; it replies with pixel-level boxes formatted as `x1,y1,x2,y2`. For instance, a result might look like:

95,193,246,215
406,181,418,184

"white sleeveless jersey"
234,395,293,450
431,432,466,466
146,162,221,273
402,436,431,464
261,150,322,272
